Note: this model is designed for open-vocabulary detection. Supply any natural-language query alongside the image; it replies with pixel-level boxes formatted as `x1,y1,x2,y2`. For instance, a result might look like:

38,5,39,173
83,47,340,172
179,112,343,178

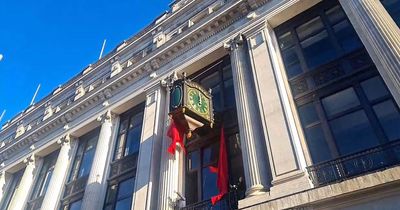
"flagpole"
30,84,41,106
99,39,107,60
0,110,6,124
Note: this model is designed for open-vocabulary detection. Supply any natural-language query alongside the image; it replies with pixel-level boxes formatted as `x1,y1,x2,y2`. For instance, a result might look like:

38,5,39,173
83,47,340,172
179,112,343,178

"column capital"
23,154,35,166
57,134,74,146
97,110,116,124
224,34,244,51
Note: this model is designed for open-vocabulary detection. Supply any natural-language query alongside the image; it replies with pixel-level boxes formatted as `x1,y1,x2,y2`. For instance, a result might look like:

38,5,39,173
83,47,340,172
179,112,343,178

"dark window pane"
202,143,219,166
188,151,200,170
322,88,360,117
326,5,346,24
201,167,218,200
296,16,324,40
211,85,223,112
305,125,332,163
185,172,198,204
361,76,390,101
115,197,132,210
125,126,141,156
330,110,379,155
39,170,53,196
129,113,143,128
332,20,362,53
78,147,95,178
222,65,232,80
281,47,302,78
223,79,236,108
298,103,319,125
69,200,82,210
382,0,400,26
200,72,220,89
301,30,337,69
117,178,135,199
104,185,118,206
373,100,400,141
278,32,295,49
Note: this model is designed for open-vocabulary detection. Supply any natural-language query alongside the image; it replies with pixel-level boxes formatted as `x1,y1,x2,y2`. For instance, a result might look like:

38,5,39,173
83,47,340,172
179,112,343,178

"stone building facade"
0,0,400,209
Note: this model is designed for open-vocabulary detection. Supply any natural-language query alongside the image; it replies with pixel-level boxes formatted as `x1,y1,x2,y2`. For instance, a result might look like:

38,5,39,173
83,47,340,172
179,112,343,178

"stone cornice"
0,0,268,163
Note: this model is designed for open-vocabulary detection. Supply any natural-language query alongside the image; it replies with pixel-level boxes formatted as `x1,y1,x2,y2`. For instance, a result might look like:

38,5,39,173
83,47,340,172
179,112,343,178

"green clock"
169,79,213,126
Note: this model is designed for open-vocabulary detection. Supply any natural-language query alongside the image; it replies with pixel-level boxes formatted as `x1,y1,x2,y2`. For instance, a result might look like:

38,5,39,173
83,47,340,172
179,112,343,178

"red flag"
167,119,186,155
210,127,229,205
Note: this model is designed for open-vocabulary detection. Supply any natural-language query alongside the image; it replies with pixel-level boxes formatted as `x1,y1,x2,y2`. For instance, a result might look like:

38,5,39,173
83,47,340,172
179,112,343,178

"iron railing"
63,175,88,199
307,140,400,186
181,190,239,210
109,153,138,179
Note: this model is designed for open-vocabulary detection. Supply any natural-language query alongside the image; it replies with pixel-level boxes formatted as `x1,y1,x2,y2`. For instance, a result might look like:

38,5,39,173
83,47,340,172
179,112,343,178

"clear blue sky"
0,0,171,124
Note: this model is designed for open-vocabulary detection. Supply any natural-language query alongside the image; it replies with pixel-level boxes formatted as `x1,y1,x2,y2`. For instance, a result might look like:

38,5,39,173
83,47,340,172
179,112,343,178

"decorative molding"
23,154,35,166
0,0,269,165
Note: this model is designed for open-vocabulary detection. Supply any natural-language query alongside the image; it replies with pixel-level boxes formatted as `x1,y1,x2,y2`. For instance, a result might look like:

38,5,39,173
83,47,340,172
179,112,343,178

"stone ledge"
239,166,400,209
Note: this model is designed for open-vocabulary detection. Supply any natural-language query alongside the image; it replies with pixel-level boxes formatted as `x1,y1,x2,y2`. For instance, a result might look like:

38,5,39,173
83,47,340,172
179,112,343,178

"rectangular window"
0,169,24,210
27,150,59,210
104,178,135,210
114,104,144,160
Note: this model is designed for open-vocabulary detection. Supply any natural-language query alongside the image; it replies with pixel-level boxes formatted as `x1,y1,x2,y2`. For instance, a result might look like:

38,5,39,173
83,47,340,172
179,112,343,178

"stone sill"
239,166,400,209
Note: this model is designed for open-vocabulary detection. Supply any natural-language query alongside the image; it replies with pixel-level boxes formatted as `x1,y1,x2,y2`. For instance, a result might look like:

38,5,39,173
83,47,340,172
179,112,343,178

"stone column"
243,26,312,199
8,154,39,210
157,81,185,210
339,0,400,106
40,134,74,210
224,34,270,196
81,110,114,210
0,171,6,202
133,83,167,210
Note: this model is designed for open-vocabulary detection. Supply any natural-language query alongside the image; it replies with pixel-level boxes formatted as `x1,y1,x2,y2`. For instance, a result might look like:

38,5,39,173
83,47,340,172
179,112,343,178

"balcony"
63,175,88,200
181,191,239,210
307,139,400,187
109,153,138,179
26,195,44,210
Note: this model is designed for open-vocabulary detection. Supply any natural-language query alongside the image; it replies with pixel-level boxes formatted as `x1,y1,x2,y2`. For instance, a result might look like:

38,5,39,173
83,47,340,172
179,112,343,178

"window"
104,104,144,210
104,178,135,210
184,57,245,208
68,129,99,181
0,169,24,210
27,150,59,210
114,104,144,160
276,0,400,166
382,0,400,27
61,127,100,210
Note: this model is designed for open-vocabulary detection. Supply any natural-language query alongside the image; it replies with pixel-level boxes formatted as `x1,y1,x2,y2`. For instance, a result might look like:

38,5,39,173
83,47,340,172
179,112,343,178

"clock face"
171,85,183,108
188,88,209,116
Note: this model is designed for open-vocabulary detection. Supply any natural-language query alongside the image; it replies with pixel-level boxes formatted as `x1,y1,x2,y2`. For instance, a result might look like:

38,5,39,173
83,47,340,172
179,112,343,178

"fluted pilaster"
81,110,115,210
133,83,167,210
8,154,39,210
339,0,400,106
40,134,74,210
0,171,6,202
224,34,270,196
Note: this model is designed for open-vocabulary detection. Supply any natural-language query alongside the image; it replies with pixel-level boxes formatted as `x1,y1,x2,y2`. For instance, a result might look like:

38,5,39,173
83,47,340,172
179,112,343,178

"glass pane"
39,170,53,196
361,76,390,101
211,85,222,112
305,125,332,163
115,197,132,210
125,126,142,156
200,72,220,89
296,16,324,40
78,147,95,178
129,112,143,128
188,151,200,170
278,32,295,49
117,178,135,199
330,110,379,155
119,119,129,133
301,30,337,69
222,65,232,80
202,167,218,200
202,143,219,166
326,5,346,24
322,88,360,117
185,172,198,205
373,100,400,141
382,0,400,26
105,185,118,206
298,103,319,125
69,200,82,210
223,79,236,108
333,20,362,53
281,47,302,78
